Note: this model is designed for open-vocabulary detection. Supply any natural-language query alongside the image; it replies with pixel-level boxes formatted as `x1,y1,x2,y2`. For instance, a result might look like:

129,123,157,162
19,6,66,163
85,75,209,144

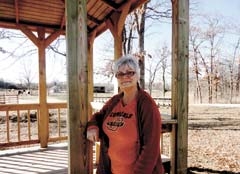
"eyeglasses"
115,71,136,79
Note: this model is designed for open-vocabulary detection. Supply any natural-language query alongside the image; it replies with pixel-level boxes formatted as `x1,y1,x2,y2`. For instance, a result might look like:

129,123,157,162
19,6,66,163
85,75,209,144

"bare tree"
237,55,240,96
189,22,205,103
18,58,36,90
156,44,171,97
0,29,33,58
145,53,160,96
197,15,225,103
228,19,240,99
230,38,240,102
122,0,172,89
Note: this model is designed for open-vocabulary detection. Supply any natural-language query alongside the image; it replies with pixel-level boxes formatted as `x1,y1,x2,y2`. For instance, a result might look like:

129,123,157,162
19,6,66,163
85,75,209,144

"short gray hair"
113,55,140,77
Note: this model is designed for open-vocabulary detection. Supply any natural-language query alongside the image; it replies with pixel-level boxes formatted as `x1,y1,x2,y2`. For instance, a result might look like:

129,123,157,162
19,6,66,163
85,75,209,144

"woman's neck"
122,87,138,105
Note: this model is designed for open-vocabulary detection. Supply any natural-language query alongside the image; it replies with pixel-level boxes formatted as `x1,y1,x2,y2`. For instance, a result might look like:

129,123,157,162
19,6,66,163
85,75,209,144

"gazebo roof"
0,0,147,37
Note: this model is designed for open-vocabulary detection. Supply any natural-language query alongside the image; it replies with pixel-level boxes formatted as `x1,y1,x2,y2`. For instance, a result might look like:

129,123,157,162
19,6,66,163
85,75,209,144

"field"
0,92,240,173
186,104,240,173
160,104,240,173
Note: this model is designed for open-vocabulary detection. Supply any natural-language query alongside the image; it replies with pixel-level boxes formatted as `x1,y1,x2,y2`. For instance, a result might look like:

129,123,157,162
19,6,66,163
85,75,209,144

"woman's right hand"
87,127,99,142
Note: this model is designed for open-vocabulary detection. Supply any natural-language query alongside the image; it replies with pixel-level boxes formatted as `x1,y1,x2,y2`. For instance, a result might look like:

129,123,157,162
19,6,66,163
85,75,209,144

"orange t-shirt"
103,99,138,174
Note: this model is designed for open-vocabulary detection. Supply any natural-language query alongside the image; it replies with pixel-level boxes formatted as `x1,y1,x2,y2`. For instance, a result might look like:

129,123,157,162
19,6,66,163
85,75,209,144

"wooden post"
87,32,95,120
37,27,48,148
19,25,63,148
87,32,96,174
66,0,89,173
171,0,189,174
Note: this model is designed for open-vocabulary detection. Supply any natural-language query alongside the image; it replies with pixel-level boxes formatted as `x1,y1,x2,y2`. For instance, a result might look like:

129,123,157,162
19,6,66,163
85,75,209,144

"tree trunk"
230,66,234,103
195,74,202,103
162,68,166,97
137,3,147,89
237,61,240,96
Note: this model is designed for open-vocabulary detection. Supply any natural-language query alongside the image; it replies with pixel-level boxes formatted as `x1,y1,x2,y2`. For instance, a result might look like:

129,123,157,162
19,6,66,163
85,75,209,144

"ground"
187,104,240,174
160,104,240,174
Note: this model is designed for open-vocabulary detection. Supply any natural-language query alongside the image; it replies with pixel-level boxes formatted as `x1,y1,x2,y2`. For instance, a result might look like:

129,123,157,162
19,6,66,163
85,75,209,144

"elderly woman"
87,55,164,174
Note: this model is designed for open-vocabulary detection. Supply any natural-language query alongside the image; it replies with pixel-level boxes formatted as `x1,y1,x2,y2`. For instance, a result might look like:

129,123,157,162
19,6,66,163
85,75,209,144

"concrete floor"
0,143,97,174
0,143,68,174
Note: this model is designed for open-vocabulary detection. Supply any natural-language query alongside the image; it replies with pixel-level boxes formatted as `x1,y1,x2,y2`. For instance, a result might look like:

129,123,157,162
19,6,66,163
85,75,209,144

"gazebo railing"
94,96,172,108
0,99,175,173
0,103,67,149
0,97,171,149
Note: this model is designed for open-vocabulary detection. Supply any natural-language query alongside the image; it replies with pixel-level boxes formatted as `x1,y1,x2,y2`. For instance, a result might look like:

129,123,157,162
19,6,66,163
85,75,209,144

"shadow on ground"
188,167,240,174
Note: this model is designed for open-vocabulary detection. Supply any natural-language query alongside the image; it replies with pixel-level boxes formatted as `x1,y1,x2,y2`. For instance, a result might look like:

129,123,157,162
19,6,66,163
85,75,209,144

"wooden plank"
88,1,110,20
21,0,64,9
47,103,67,108
0,4,15,17
19,11,62,23
19,25,39,46
0,104,40,111
19,4,64,16
0,140,40,149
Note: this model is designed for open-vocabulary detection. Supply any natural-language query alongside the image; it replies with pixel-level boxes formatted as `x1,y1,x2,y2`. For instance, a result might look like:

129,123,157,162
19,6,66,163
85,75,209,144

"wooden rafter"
87,14,101,25
14,0,19,23
60,0,65,29
60,12,65,29
101,0,120,10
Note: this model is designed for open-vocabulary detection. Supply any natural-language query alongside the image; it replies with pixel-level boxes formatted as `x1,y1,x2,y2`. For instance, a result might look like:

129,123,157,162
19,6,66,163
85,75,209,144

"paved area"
0,143,68,174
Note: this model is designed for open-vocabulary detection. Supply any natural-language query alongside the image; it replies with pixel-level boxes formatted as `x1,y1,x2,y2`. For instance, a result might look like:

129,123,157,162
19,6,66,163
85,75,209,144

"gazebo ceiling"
0,0,147,37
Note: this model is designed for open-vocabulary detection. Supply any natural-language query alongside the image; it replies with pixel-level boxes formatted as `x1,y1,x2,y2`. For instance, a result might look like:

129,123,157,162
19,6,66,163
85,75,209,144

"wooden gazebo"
0,0,189,173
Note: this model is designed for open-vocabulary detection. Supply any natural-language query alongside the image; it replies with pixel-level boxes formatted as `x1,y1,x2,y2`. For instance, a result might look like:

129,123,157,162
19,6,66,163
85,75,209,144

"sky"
198,0,240,20
0,0,240,84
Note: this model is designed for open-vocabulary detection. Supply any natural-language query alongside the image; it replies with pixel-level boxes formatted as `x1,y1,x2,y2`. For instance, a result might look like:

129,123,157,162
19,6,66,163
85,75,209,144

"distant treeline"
0,80,19,89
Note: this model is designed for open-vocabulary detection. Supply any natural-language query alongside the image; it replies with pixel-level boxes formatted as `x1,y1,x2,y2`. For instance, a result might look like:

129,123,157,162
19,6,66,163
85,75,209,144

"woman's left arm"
134,98,162,174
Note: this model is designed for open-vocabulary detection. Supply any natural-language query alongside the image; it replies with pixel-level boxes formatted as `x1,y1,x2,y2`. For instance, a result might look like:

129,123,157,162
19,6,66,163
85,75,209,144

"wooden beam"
87,29,96,174
66,0,89,173
105,1,132,94
171,0,189,173
106,1,131,38
45,30,64,47
117,1,131,36
18,25,39,46
88,0,148,38
130,0,149,12
87,30,96,105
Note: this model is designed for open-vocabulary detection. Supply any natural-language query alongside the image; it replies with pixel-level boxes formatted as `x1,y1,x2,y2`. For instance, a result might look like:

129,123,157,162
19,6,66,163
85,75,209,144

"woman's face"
115,64,138,90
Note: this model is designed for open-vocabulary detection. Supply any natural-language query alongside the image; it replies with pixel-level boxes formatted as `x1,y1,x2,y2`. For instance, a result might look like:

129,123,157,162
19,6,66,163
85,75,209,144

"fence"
0,94,19,104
